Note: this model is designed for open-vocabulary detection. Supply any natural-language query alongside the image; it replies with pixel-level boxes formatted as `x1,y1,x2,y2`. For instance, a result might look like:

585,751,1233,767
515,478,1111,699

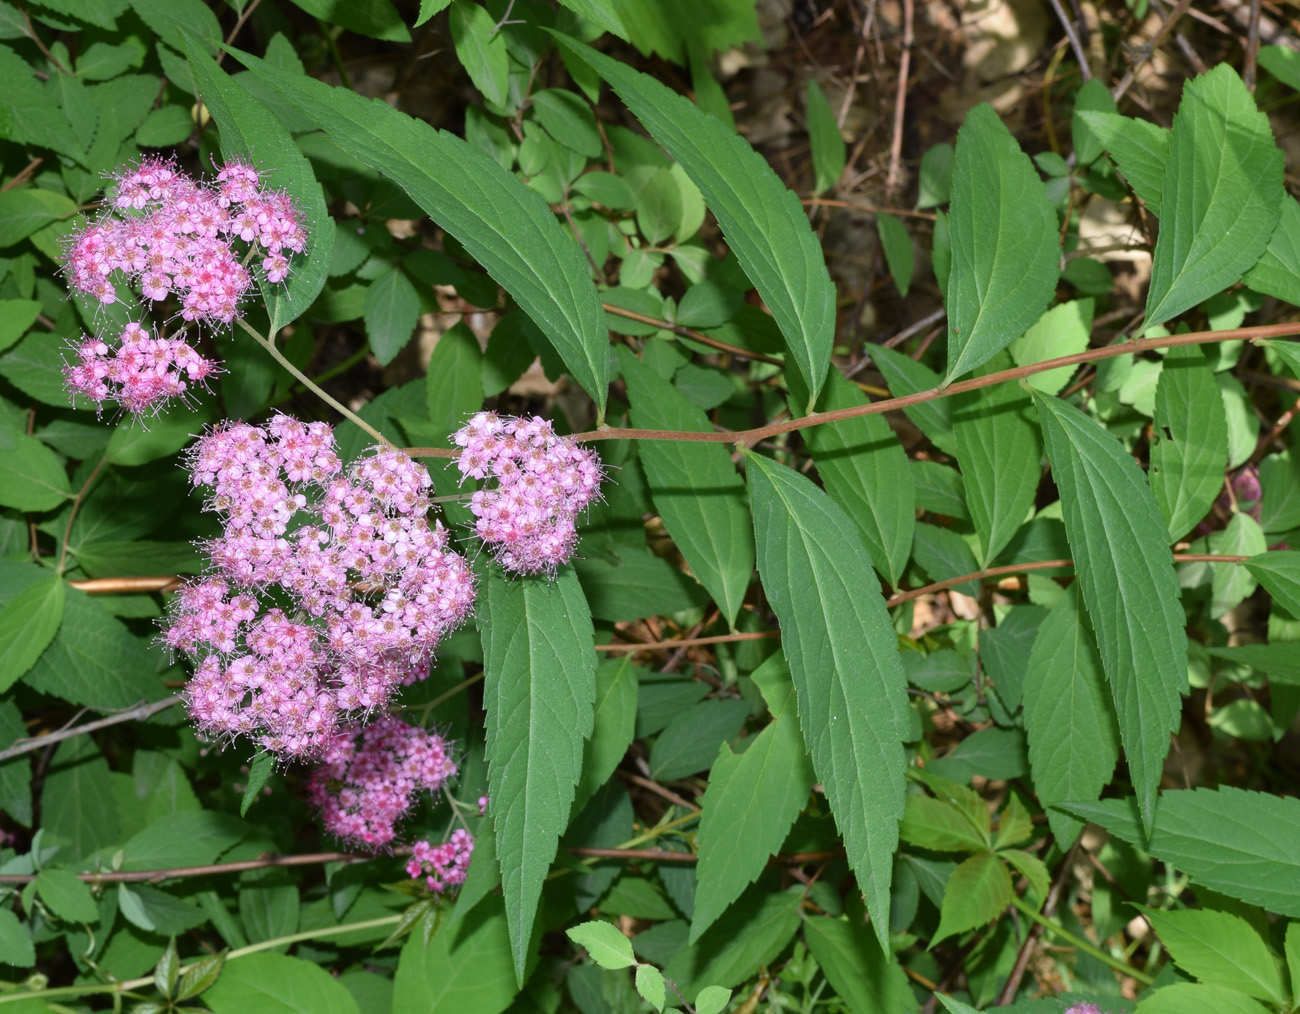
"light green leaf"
185,41,335,336
1150,345,1229,541
691,653,814,942
1008,298,1093,396
620,349,752,627
481,567,597,982
791,369,913,586
1243,550,1300,616
803,915,916,1014
746,452,909,950
1209,642,1300,685
1135,983,1271,1014
236,48,609,413
0,188,79,247
1145,65,1283,329
635,965,666,1011
532,89,602,159
1033,391,1186,831
449,0,509,107
0,428,72,512
871,345,955,456
945,103,1060,382
876,212,913,297
204,953,360,1014
1209,514,1267,619
916,142,954,210
806,79,844,195
1138,906,1284,1003
573,657,638,813
662,886,801,996
286,0,409,42
1000,849,1050,903
1075,111,1169,214
898,795,988,854
241,752,274,817
1062,787,1300,918
0,574,64,694
556,34,835,412
952,360,1041,564
936,995,981,1014
1072,77,1118,166
1285,923,1300,1008
567,920,636,969
0,907,34,967
911,522,981,599
35,868,98,923
1023,585,1119,848
694,986,733,1014
1244,195,1300,306
932,852,1012,945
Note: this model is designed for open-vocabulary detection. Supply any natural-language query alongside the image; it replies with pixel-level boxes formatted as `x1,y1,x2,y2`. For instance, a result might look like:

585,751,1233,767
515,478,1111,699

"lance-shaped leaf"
1245,196,1300,306
620,349,753,627
691,653,814,942
1023,585,1119,848
951,356,1042,564
185,38,335,337
945,103,1060,382
790,368,914,587
480,567,597,982
1033,392,1187,831
1138,906,1285,1004
746,452,910,950
1150,345,1229,541
1145,65,1284,329
232,48,610,413
1061,788,1300,918
555,34,836,412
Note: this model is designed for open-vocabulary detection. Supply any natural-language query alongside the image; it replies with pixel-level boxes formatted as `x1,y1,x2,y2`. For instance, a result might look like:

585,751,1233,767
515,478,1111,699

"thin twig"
1112,0,1193,101
0,698,181,763
216,0,264,65
1048,0,1092,79
601,303,785,366
1243,0,1263,90
803,197,936,220
997,839,1080,1004
594,630,778,653
886,0,914,198
68,576,182,594
0,157,43,192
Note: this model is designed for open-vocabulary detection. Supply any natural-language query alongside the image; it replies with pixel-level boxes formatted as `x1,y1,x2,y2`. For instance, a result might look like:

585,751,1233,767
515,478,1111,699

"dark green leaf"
870,346,955,456
746,452,909,949
574,542,709,621
0,188,79,247
876,212,913,297
1145,66,1283,328
621,349,752,626
1243,550,1300,616
1150,345,1229,541
105,402,214,466
286,0,409,42
532,89,601,158
1075,111,1169,215
1134,983,1271,1014
691,653,814,941
662,885,801,996
945,103,1060,381
556,34,835,412
121,811,247,871
0,45,86,165
803,915,916,1014
41,735,119,861
573,657,638,813
236,49,610,412
0,573,64,694
1138,906,1284,1003
1246,196,1300,306
241,753,274,816
0,908,34,967
204,952,361,1014
448,1,508,106
648,698,748,782
1023,586,1119,848
392,896,520,1013
0,427,72,511
927,728,1027,782
130,0,221,53
1062,788,1300,917
135,105,193,146
911,522,981,599
363,266,419,366
481,567,597,981
35,868,98,923
978,605,1046,711
1033,391,1187,831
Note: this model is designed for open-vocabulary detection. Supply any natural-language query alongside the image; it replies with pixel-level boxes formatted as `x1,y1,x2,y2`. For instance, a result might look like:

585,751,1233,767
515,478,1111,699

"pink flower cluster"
306,717,458,848
406,830,475,894
61,156,305,413
453,412,603,574
64,322,219,414
165,416,475,758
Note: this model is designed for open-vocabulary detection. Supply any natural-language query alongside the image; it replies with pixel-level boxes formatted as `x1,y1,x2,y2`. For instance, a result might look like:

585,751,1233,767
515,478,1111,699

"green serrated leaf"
944,103,1060,382
0,427,71,511
176,950,226,1001
995,795,1033,850
202,952,361,1013
287,0,409,42
1072,77,1118,167
663,886,801,997
1134,982,1271,1014
620,349,752,627
482,567,597,982
0,45,88,166
803,915,916,1014
1001,849,1049,904
746,452,909,950
532,88,602,159
448,0,509,107
573,657,638,813
556,33,835,412
0,907,34,967
1008,298,1093,396
0,573,64,694
1210,513,1267,619
363,266,419,366
870,345,956,457
806,79,844,195
1145,65,1283,329
35,867,98,923
1243,550,1300,616
898,795,989,853
154,936,180,999
932,852,1012,945
1075,111,1169,214
1033,391,1186,831
694,985,733,1014
1138,906,1284,1003
567,920,636,969
635,964,666,1011
952,360,1041,564
691,652,814,942
240,753,274,817
1023,585,1119,849
1062,788,1300,917
1245,196,1300,306
235,48,609,413
185,42,335,337
1150,345,1229,541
